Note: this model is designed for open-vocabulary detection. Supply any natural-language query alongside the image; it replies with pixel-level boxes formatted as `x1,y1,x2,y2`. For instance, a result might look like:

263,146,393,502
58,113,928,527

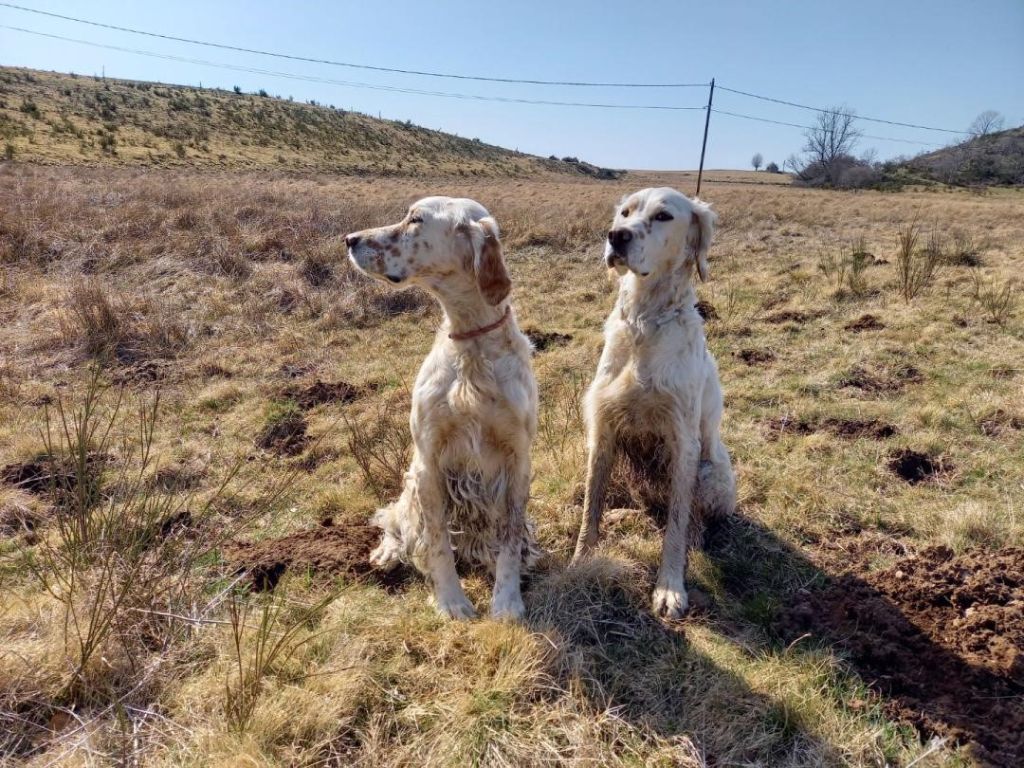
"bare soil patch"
523,328,573,353
888,449,950,484
694,300,718,321
782,546,1024,765
280,379,367,409
844,313,886,332
735,348,775,365
838,363,922,394
764,415,897,440
979,409,1024,437
224,520,410,592
0,453,110,495
763,309,826,324
256,411,308,456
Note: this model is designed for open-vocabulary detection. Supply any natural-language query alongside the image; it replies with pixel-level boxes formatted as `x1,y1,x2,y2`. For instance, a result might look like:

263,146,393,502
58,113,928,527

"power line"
711,109,947,147
0,2,707,88
0,25,707,111
716,85,969,135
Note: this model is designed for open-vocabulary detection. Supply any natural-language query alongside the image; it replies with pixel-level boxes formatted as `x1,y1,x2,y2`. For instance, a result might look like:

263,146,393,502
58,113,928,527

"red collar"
448,305,511,341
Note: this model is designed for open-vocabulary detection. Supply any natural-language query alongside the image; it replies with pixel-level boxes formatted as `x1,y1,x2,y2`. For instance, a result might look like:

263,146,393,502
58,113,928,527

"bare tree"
967,110,1004,138
751,152,763,171
806,107,861,167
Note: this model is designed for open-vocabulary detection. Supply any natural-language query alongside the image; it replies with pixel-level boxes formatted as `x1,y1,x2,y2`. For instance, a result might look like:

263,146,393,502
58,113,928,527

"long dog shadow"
524,513,1022,766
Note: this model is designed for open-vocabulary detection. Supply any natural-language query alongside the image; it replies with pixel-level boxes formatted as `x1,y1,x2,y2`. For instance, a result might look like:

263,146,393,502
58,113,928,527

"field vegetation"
1,141,1023,765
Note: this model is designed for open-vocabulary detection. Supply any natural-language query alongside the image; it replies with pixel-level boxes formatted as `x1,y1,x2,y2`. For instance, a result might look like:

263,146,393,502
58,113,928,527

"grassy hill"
0,66,612,177
899,125,1024,187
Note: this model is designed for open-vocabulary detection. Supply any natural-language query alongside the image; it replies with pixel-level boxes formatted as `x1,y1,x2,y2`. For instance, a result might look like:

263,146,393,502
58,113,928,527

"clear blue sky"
1,1,1021,169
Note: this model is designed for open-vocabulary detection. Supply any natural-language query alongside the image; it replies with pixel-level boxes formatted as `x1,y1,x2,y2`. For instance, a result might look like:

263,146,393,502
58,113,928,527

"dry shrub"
894,221,941,302
969,268,1018,325
320,263,434,330
60,281,191,362
344,393,411,502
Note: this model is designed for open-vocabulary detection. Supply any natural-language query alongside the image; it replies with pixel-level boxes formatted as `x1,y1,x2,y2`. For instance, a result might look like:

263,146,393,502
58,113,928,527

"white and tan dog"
345,197,539,620
572,187,736,619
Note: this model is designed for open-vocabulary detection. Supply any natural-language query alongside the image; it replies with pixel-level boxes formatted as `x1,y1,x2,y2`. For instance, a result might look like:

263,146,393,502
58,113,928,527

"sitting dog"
572,187,736,619
345,197,539,620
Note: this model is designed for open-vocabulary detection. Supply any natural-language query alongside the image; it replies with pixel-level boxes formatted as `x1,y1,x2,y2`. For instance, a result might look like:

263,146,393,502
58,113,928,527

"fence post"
696,78,715,198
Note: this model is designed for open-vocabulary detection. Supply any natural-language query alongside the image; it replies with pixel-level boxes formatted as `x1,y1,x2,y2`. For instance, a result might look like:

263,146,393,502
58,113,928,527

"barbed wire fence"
0,1,977,194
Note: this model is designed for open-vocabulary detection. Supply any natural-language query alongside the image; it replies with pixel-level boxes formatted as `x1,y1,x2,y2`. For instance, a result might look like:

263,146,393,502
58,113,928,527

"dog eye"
653,211,674,222
620,208,630,217
408,214,423,224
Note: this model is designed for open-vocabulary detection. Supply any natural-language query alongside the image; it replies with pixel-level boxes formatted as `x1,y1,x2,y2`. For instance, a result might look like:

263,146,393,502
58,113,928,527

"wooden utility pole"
696,78,714,198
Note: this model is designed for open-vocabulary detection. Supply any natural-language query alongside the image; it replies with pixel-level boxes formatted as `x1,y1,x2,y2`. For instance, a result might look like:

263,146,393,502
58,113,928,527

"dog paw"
369,539,401,571
434,592,477,620
490,592,525,622
651,584,689,620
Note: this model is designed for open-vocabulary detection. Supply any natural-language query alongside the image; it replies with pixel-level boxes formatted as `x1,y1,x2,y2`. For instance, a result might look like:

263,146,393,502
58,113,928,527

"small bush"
894,221,941,302
969,269,1018,325
344,394,411,502
948,229,981,266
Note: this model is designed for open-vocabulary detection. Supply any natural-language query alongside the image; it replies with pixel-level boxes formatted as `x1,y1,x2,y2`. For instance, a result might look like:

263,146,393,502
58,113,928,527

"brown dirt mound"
523,328,573,353
694,300,718,321
979,409,1024,437
844,313,886,332
838,363,922,394
888,449,950,484
1,453,110,495
281,379,366,409
763,309,825,324
765,415,897,440
736,348,775,365
782,546,1024,765
224,520,410,592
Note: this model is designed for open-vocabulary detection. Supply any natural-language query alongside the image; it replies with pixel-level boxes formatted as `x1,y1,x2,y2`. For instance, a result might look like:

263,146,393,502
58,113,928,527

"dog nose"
345,233,361,249
608,229,632,249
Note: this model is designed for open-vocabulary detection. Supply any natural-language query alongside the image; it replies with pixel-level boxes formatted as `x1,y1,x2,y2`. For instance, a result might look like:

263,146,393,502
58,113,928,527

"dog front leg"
491,459,529,621
652,430,700,619
415,464,476,620
573,418,616,562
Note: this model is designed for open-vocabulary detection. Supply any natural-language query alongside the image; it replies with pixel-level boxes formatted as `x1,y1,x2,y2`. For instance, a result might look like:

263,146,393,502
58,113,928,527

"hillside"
901,125,1024,187
0,66,610,177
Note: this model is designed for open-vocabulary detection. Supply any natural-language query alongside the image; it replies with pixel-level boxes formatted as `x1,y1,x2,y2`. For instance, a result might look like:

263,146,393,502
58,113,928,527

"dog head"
345,196,510,305
605,187,716,281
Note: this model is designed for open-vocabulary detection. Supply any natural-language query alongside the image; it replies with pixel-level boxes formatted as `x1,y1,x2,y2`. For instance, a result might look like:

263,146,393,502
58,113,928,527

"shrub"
765,161,780,173
969,269,1018,324
344,394,411,502
894,221,942,302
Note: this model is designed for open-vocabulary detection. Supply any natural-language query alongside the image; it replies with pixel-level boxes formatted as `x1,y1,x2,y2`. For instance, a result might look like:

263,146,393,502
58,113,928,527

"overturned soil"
888,449,950,484
280,379,367,409
736,348,775,365
782,546,1024,765
844,313,886,332
1,453,110,495
694,300,718,321
763,308,826,324
838,363,923,394
224,520,410,592
765,415,897,440
523,328,573,353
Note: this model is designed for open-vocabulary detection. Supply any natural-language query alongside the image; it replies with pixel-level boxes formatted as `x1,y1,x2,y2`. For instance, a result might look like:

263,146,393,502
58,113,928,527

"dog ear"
686,200,717,282
473,216,511,305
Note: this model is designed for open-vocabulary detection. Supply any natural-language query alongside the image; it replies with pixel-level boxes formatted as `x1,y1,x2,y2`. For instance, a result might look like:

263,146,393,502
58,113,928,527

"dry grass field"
2,163,1023,767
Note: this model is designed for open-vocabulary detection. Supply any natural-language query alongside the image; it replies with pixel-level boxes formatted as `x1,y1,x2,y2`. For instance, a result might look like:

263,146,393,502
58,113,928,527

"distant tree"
789,106,863,186
232,85,242,94
967,110,1005,138
765,161,780,173
751,152,763,171
258,89,269,98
